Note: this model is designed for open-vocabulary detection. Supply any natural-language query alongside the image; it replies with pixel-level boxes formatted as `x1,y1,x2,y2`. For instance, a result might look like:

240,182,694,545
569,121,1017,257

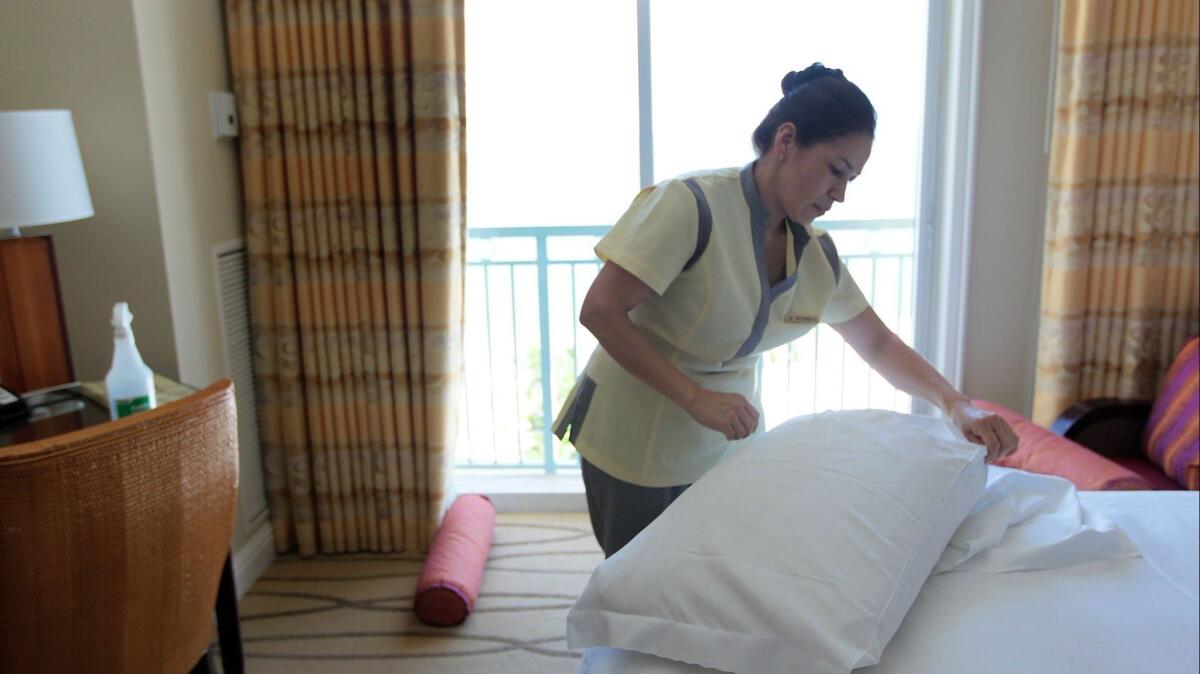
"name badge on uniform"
784,314,819,325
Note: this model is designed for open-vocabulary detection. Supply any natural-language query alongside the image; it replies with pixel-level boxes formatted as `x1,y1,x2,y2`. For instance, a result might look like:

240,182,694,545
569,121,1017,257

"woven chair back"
0,380,238,673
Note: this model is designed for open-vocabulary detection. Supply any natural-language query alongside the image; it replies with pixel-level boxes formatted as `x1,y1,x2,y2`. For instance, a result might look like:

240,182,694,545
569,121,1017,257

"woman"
553,63,1018,558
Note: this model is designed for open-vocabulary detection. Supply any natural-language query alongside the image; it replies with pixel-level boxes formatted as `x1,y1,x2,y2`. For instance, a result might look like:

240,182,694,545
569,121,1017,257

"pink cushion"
414,494,496,626
1143,337,1199,490
973,400,1154,491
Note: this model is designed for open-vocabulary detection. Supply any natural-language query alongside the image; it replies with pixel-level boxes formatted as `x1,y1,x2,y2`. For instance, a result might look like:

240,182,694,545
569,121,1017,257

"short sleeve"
821,261,870,325
594,179,698,296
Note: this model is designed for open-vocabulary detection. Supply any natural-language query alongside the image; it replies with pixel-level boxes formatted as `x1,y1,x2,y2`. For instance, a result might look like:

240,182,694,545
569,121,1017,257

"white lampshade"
0,110,94,231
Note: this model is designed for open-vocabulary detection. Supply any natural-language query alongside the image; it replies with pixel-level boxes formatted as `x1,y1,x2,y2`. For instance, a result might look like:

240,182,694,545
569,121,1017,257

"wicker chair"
0,380,240,673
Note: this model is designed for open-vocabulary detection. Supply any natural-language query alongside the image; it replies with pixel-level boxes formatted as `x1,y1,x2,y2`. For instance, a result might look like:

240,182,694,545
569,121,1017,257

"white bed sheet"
578,491,1200,674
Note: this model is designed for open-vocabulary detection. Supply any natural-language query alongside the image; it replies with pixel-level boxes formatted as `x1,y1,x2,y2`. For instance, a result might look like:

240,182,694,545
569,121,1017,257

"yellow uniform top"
554,163,869,487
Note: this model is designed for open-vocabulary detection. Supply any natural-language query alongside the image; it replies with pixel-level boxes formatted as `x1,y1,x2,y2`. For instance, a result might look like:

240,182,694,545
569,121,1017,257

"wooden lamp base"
0,235,75,393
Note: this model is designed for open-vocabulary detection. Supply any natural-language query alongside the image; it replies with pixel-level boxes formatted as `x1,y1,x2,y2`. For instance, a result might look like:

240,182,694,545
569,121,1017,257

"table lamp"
0,110,94,392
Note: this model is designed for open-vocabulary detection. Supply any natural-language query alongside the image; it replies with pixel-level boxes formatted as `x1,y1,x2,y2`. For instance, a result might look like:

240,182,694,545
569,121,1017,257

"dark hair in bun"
752,62,876,154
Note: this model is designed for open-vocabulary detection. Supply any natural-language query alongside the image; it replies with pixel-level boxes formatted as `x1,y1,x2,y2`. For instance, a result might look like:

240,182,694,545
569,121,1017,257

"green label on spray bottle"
115,396,152,418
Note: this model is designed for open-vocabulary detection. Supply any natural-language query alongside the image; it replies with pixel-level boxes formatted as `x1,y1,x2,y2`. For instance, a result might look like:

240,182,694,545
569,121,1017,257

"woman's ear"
773,122,797,161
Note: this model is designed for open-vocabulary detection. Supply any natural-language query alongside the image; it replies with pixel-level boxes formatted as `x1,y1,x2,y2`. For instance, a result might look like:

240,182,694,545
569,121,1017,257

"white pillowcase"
567,410,986,674
933,465,1138,574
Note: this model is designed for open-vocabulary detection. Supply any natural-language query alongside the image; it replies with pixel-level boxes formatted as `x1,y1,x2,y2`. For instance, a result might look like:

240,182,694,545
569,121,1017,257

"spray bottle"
105,302,156,419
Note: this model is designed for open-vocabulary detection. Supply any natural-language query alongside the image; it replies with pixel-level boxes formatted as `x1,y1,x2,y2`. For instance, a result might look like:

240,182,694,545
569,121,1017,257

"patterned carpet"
234,512,603,673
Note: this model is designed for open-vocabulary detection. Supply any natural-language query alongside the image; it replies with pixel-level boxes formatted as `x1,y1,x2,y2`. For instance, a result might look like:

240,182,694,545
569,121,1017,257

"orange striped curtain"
1034,0,1199,425
224,0,465,556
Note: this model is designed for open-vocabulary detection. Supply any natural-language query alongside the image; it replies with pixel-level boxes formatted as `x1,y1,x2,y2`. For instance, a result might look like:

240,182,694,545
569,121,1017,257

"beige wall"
959,0,1055,415
130,0,257,550
2,0,262,556
0,0,179,381
131,0,244,390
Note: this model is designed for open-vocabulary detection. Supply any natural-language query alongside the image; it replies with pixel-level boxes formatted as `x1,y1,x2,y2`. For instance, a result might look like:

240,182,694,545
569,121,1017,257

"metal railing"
457,220,915,472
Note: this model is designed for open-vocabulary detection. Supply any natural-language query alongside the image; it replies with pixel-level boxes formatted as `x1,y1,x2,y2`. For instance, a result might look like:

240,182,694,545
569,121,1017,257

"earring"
779,153,785,163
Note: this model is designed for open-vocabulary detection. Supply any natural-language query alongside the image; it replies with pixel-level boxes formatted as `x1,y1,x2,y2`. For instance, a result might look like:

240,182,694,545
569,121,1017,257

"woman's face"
770,128,873,225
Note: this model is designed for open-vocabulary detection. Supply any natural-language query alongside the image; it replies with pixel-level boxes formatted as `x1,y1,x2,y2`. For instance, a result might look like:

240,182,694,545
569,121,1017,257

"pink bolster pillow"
414,493,496,626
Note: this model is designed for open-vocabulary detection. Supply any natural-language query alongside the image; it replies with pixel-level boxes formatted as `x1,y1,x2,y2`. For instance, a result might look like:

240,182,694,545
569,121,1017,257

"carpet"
235,512,603,673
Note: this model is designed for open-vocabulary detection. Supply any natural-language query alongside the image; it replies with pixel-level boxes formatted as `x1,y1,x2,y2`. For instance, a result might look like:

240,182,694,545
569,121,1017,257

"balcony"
457,220,915,473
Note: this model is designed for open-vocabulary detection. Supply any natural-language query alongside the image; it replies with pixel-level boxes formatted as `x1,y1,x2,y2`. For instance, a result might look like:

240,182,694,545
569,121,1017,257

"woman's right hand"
683,388,760,441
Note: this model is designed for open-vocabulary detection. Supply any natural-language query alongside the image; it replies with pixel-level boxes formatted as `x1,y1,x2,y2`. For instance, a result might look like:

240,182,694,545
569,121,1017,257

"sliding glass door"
461,0,935,471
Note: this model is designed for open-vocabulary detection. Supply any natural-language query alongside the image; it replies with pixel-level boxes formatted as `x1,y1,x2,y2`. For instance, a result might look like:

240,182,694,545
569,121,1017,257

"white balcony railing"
457,220,915,472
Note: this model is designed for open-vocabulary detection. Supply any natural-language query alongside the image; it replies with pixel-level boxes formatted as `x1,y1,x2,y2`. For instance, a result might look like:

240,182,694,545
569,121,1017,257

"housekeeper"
554,63,1019,558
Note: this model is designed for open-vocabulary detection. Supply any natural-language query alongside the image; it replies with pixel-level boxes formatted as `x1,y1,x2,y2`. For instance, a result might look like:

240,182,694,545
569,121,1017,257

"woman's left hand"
948,400,1019,463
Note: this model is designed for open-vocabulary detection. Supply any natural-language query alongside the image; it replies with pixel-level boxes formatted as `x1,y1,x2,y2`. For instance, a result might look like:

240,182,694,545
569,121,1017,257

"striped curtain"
1034,0,1199,425
224,0,465,556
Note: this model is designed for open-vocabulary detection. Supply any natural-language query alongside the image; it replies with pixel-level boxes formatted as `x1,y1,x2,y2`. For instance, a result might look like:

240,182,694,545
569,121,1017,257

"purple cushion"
1144,337,1199,490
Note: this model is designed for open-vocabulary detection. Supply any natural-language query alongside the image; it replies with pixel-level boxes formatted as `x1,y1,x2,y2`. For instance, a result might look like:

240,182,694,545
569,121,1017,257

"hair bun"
781,63,845,95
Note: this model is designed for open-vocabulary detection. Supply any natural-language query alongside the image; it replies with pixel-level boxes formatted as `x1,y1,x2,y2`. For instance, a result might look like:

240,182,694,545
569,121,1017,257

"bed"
578,490,1200,674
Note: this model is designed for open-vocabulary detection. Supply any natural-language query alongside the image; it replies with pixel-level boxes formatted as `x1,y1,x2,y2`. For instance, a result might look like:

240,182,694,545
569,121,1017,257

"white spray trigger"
112,302,133,328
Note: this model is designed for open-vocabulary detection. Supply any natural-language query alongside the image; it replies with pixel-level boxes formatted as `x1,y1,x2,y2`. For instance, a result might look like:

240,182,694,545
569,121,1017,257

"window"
465,1,639,229
461,0,933,472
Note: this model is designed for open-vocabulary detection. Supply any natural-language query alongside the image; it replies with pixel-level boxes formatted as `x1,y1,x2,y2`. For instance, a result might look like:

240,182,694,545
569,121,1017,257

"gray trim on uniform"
817,233,843,285
681,178,712,272
553,374,597,443
734,163,773,360
769,217,811,302
739,161,772,229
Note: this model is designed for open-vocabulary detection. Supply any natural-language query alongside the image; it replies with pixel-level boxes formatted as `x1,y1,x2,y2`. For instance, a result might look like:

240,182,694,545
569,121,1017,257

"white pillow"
933,465,1137,574
580,646,726,673
567,410,986,674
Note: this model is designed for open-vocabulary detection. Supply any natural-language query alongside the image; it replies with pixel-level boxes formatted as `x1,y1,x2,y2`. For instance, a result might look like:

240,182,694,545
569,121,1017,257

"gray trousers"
580,458,691,558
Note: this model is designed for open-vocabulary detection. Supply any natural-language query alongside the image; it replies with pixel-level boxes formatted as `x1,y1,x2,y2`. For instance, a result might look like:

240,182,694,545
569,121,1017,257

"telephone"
0,383,30,425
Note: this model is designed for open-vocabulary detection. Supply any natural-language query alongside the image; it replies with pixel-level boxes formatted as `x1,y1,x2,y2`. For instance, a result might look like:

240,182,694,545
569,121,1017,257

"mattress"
578,491,1200,674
